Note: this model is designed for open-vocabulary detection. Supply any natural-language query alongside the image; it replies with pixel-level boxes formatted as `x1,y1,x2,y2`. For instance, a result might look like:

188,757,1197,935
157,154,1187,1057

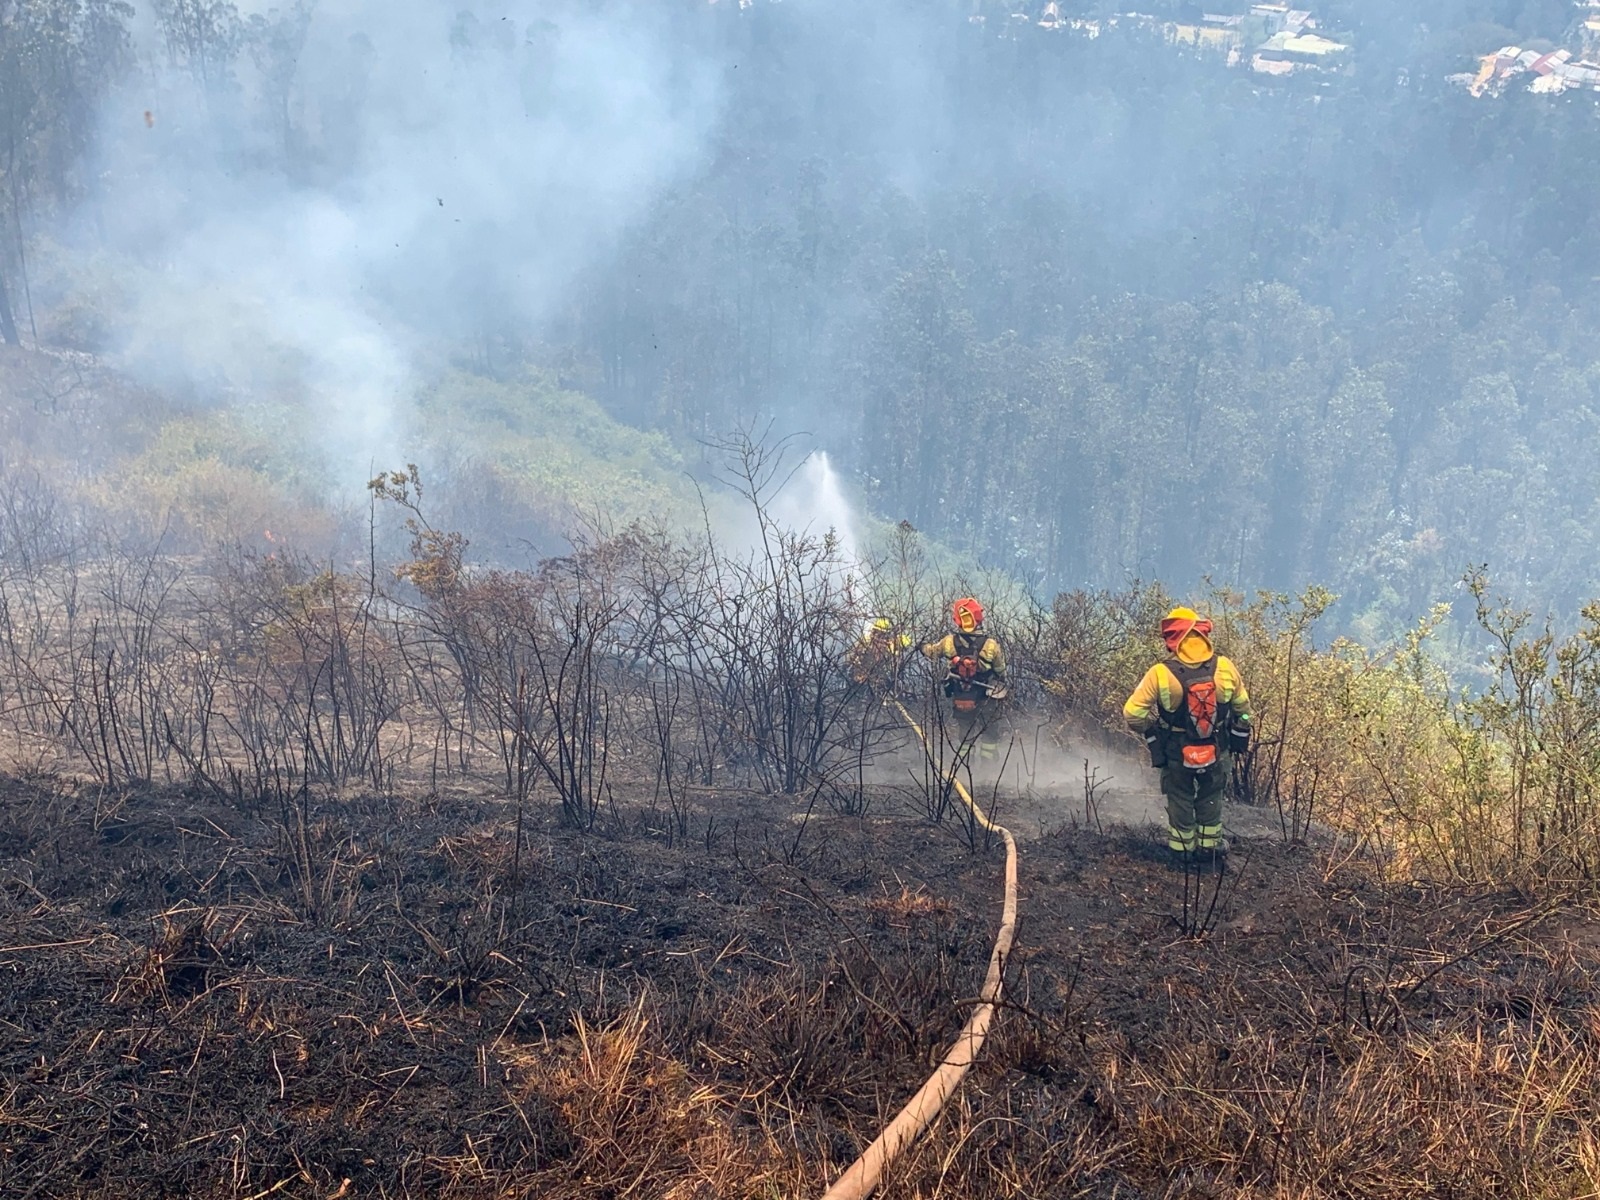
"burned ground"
2,775,1598,1199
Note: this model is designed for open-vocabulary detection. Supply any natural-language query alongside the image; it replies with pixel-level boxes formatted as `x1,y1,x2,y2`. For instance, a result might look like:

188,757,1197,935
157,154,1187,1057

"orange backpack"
1163,658,1227,770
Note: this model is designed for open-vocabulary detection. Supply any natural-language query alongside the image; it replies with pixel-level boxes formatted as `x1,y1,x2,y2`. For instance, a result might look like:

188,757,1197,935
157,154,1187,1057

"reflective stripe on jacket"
922,632,1006,679
1124,641,1250,735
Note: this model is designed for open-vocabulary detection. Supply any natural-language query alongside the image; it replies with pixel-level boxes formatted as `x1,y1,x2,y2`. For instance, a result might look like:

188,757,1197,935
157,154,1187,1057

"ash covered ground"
3,769,1591,1199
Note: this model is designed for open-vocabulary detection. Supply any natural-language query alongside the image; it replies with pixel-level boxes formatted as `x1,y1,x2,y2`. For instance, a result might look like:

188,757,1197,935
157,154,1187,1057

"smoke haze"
80,0,720,489
7,0,1600,632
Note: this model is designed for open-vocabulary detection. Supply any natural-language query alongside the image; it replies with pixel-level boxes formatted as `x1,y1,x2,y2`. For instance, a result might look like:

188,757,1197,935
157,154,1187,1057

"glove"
1229,723,1251,756
1144,733,1167,768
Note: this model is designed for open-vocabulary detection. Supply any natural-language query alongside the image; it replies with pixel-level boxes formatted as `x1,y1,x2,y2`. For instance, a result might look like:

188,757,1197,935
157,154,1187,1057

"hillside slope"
3,773,1594,1198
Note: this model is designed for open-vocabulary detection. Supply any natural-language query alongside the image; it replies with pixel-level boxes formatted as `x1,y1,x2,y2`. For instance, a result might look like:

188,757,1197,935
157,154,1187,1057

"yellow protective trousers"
1160,754,1228,852
950,698,1002,764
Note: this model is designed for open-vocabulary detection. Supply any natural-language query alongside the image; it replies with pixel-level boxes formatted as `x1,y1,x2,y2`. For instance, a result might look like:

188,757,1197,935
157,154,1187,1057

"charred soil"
2,776,1598,1199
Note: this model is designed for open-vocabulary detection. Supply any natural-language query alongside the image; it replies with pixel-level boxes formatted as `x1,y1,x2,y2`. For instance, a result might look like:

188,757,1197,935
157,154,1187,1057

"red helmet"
952,597,985,632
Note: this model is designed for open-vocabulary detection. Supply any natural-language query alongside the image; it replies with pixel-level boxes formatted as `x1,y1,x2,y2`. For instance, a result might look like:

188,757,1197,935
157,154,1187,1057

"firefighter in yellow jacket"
848,616,913,694
1123,607,1251,861
922,597,1008,761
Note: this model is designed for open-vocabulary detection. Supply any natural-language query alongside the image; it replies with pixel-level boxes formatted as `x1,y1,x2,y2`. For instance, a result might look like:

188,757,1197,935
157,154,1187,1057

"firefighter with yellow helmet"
849,616,913,693
921,597,1008,762
1123,607,1252,862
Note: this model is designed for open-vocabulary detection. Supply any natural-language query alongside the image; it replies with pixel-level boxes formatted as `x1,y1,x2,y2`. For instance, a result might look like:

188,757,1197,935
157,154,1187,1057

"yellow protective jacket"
848,627,911,684
1123,631,1251,735
922,631,1007,679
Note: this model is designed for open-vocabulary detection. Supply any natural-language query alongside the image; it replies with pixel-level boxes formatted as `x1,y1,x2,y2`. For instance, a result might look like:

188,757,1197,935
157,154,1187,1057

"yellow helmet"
863,616,910,651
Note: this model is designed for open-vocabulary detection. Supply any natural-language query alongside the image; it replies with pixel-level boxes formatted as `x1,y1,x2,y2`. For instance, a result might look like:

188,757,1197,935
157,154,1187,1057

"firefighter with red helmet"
1124,607,1253,863
921,597,1008,762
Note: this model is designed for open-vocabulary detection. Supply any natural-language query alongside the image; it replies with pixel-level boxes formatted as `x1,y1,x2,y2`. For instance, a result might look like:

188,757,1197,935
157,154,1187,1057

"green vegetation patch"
418,369,699,530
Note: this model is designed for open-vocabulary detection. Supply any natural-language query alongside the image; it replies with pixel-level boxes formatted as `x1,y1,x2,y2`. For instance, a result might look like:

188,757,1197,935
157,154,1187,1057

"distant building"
1254,29,1350,68
962,1,1352,76
1251,54,1296,75
1172,21,1244,50
1531,49,1572,75
1465,46,1521,96
1283,32,1347,57
1458,37,1600,96
1251,2,1291,34
1559,59,1600,87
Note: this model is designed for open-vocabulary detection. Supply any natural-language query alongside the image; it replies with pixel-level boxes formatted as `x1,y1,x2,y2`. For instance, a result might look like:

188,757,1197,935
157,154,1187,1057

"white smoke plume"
78,0,721,492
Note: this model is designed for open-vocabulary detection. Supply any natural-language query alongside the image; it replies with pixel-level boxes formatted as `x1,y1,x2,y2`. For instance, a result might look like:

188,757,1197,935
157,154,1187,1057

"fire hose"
817,695,1020,1200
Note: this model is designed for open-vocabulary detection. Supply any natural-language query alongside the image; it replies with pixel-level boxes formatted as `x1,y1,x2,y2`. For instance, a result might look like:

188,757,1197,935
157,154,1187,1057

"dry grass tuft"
1097,1011,1600,1198
113,915,221,1003
502,999,811,1198
868,883,953,922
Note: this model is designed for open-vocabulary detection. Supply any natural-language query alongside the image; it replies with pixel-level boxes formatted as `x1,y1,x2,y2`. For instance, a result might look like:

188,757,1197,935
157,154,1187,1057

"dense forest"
579,0,1600,631
4,0,1600,634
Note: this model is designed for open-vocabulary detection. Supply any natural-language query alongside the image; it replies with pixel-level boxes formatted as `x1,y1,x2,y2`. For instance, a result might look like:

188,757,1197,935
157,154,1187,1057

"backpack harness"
945,631,993,706
1156,656,1234,771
